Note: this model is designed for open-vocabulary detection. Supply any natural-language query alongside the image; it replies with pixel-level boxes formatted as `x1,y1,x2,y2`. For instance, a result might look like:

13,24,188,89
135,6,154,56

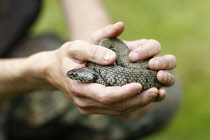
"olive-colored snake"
66,38,162,91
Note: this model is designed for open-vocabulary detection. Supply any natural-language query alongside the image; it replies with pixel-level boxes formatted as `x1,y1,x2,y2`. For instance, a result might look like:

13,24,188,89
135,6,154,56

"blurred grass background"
31,0,210,139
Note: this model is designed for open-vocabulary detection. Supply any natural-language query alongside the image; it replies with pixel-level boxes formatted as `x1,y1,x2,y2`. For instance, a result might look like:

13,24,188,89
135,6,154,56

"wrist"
0,51,57,99
26,51,56,90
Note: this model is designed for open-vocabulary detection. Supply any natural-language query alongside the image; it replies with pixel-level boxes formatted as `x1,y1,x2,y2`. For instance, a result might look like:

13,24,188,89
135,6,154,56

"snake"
66,38,162,91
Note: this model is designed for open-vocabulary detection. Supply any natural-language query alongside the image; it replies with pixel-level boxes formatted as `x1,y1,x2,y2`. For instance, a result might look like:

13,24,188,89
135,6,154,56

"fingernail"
153,59,160,70
150,93,157,102
104,50,115,61
130,52,139,61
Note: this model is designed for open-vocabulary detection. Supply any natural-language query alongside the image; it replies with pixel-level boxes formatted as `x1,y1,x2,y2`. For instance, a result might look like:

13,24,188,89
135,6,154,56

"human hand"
42,22,176,115
91,22,176,102
44,39,151,115
126,39,176,101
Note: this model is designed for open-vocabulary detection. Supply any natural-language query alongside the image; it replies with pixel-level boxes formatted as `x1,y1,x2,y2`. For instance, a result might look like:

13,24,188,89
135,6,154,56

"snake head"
66,68,98,83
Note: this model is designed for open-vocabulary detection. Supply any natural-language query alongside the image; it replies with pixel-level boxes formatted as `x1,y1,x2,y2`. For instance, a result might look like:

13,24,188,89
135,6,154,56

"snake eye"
92,74,98,82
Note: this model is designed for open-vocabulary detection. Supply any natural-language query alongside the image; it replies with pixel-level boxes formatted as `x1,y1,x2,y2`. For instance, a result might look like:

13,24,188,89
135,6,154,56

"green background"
32,0,210,139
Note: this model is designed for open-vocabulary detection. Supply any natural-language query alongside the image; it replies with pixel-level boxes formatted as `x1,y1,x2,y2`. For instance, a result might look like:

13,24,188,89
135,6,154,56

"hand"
45,39,153,115
126,39,176,87
91,22,176,101
126,39,176,101
43,22,175,115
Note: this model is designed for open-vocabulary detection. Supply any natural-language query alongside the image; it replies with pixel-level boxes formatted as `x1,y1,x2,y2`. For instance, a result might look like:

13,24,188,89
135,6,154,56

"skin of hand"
38,22,176,115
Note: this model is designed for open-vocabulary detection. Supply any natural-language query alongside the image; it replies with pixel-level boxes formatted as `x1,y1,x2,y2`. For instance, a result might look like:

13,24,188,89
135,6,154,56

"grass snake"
66,38,162,91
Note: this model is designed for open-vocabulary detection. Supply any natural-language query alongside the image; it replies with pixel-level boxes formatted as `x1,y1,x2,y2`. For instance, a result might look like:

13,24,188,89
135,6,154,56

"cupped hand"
126,39,176,102
46,22,176,115
48,39,154,115
91,22,176,102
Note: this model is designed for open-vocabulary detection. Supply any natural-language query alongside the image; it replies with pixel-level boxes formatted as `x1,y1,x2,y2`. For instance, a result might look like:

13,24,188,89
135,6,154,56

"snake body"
66,38,162,91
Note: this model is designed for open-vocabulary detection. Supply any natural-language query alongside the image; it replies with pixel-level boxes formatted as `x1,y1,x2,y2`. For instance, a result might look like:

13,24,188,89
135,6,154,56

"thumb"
91,22,125,44
68,40,117,65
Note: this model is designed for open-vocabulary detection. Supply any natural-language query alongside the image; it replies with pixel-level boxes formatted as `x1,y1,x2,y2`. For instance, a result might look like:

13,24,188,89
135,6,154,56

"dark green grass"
32,0,210,139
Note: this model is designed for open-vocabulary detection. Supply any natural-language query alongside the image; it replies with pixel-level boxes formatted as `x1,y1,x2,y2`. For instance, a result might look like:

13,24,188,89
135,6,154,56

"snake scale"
66,38,162,91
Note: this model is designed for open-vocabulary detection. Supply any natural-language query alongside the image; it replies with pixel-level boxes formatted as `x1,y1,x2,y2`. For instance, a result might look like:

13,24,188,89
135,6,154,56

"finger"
70,85,160,115
82,88,159,115
78,103,134,115
149,54,177,70
124,39,148,50
71,95,131,115
91,22,125,44
78,107,122,115
71,95,100,109
157,71,175,87
70,82,142,104
66,40,117,65
76,101,143,115
68,86,119,112
128,39,162,62
154,88,167,102
112,87,159,112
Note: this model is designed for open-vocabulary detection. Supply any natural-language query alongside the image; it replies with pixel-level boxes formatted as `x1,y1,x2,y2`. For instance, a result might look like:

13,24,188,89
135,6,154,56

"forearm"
60,0,112,42
0,52,55,99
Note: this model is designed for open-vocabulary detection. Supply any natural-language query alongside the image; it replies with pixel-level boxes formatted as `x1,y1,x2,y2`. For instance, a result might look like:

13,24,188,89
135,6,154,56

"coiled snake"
66,38,162,91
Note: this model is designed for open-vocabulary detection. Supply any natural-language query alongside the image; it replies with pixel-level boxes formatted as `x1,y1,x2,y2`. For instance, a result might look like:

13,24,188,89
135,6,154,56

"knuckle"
61,41,71,49
69,85,81,96
161,72,175,86
156,57,169,69
69,40,77,49
73,98,89,109
162,57,170,68
68,40,82,51
165,72,171,82
67,41,79,56
78,108,91,115
138,97,150,107
164,54,177,69
70,40,81,50
89,46,99,60
97,94,112,104
149,39,162,51
168,74,175,86
58,42,72,55
109,24,118,33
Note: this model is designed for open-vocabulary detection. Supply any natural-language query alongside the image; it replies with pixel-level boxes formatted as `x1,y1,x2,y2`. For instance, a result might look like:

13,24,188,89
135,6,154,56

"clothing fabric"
0,0,41,57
